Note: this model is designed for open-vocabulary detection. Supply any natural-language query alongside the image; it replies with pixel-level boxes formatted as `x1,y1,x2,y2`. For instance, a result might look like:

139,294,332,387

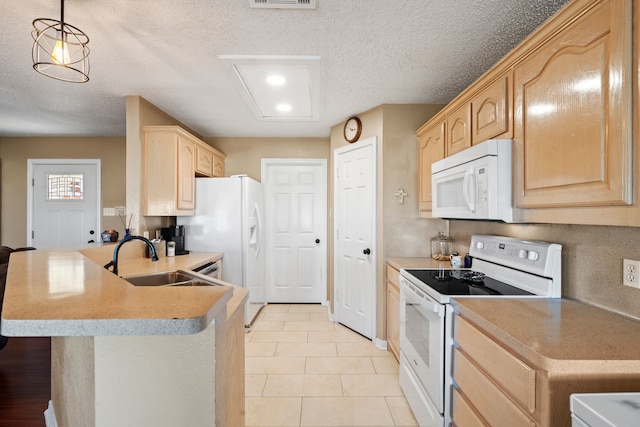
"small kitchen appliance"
160,226,188,255
431,139,517,222
399,235,562,427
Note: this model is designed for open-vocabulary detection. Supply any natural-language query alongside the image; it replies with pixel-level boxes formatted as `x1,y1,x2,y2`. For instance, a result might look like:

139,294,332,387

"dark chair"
0,246,36,351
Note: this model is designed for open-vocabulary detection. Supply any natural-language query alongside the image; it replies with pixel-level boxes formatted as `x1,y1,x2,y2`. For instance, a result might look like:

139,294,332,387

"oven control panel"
469,235,562,278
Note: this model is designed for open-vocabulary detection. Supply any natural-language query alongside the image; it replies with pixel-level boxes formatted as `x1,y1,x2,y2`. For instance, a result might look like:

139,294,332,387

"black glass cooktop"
404,269,534,296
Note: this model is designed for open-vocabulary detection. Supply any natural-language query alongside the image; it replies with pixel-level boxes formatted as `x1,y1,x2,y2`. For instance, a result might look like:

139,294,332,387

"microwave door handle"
462,166,476,212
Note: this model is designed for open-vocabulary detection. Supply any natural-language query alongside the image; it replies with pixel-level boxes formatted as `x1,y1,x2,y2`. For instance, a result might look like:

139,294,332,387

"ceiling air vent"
249,0,317,9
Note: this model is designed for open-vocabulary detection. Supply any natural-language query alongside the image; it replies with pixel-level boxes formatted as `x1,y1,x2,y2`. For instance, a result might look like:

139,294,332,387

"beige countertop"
453,298,640,373
0,248,237,337
387,257,449,270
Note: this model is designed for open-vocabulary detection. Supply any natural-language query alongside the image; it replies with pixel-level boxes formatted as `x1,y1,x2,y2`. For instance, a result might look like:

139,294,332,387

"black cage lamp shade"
32,0,90,83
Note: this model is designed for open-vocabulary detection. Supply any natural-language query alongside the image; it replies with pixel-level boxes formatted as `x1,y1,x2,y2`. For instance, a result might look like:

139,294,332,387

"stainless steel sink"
122,270,220,287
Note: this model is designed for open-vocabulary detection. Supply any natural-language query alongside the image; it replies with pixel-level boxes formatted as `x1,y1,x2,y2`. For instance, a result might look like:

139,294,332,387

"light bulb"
52,39,70,64
267,75,286,85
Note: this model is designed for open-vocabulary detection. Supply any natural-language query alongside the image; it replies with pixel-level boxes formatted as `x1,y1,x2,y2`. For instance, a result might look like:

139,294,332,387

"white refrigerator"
177,175,265,326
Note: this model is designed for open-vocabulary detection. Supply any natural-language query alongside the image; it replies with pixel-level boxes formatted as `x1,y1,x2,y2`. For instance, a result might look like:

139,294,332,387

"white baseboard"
44,400,58,427
374,338,388,351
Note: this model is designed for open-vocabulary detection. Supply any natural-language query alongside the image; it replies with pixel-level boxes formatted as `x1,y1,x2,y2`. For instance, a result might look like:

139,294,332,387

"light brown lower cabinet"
386,263,400,361
452,314,640,427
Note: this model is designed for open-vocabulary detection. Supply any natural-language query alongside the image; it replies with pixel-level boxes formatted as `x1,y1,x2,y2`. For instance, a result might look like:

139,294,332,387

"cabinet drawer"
455,316,535,412
453,348,535,427
386,265,400,290
452,387,488,427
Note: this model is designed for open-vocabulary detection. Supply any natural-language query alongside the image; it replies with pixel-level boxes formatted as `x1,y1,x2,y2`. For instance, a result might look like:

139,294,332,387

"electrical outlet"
623,259,640,288
103,208,115,216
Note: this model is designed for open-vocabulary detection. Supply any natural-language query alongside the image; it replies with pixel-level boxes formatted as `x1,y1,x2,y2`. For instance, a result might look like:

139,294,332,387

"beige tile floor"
245,304,419,427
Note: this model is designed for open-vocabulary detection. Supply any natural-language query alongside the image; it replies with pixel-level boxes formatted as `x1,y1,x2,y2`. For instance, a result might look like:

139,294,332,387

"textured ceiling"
0,0,570,138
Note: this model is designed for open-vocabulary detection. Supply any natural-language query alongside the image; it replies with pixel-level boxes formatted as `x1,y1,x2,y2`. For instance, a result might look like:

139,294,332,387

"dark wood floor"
0,337,50,426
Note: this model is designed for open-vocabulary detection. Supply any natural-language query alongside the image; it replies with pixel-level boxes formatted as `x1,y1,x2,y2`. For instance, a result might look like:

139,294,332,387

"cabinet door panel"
177,137,195,211
514,0,632,208
453,349,535,427
456,316,535,412
472,73,509,143
196,145,214,177
452,388,488,427
213,156,225,177
418,123,445,216
386,283,400,360
446,104,471,156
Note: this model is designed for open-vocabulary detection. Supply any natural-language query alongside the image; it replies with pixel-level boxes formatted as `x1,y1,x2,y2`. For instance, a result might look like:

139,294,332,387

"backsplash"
448,221,640,321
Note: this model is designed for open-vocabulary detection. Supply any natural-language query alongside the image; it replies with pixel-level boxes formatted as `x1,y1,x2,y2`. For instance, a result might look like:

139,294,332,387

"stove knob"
518,249,528,259
475,241,484,249
527,251,539,261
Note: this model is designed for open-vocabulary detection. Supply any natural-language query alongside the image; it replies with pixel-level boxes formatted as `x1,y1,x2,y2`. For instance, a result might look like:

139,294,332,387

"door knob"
87,240,95,243
363,248,371,255
315,239,320,244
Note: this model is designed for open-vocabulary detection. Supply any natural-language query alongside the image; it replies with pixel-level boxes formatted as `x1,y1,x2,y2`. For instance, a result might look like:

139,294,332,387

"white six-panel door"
263,159,327,303
334,137,376,339
28,159,101,250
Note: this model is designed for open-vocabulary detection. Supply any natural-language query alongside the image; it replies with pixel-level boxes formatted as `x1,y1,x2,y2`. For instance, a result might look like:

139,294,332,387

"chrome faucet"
103,236,159,276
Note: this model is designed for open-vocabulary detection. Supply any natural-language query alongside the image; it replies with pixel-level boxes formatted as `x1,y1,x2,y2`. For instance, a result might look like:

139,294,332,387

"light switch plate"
623,259,640,288
103,207,115,216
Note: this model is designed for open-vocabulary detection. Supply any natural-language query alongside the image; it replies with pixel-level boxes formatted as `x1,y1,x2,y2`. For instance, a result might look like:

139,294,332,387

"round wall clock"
343,116,362,143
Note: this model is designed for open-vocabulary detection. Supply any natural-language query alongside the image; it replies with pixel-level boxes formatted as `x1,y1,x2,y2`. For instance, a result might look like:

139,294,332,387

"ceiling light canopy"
218,55,321,121
32,0,90,83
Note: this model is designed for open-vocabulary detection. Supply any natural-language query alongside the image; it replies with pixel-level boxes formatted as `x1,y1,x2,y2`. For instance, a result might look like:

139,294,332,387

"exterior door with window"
29,160,101,249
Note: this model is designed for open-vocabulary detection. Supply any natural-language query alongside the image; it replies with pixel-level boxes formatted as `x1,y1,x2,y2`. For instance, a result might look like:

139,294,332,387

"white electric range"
398,235,562,427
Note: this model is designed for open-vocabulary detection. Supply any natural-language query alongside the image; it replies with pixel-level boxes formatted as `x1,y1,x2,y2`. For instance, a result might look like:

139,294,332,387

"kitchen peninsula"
0,243,247,427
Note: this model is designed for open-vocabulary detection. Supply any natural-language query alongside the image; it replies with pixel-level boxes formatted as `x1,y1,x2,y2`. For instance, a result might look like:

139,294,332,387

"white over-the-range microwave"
431,139,518,222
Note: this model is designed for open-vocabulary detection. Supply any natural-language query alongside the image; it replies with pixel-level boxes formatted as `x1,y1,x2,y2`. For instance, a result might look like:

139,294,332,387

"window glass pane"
47,174,84,200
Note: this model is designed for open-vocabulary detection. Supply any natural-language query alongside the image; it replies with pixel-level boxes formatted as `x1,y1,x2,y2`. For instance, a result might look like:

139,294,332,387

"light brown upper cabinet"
417,122,445,217
195,141,226,178
143,126,198,216
471,72,511,143
446,103,472,156
513,0,632,208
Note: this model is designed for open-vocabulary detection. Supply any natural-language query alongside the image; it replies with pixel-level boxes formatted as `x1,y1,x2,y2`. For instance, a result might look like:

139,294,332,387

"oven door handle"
423,298,445,317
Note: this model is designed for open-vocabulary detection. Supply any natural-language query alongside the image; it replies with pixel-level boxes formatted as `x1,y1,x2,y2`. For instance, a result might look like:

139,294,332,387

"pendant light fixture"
32,0,90,83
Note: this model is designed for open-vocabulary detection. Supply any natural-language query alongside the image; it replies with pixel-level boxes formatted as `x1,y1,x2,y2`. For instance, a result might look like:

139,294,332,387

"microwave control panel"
476,166,488,213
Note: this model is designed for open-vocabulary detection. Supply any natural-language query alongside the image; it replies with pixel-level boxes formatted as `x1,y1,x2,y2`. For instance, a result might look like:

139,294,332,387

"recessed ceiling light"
267,75,286,85
276,104,292,112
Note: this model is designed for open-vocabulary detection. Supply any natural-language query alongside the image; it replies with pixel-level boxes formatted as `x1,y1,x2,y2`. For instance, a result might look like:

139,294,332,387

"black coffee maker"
161,226,188,255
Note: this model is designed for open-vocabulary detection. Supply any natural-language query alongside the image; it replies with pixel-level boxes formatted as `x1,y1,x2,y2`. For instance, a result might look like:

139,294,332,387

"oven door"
399,275,446,414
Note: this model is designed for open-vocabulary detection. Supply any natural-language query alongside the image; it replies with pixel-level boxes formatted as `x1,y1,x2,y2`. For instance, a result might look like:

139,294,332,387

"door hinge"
32,178,35,187
31,230,34,239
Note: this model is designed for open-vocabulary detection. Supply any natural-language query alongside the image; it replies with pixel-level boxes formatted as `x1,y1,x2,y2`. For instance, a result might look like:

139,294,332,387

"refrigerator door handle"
249,201,262,257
